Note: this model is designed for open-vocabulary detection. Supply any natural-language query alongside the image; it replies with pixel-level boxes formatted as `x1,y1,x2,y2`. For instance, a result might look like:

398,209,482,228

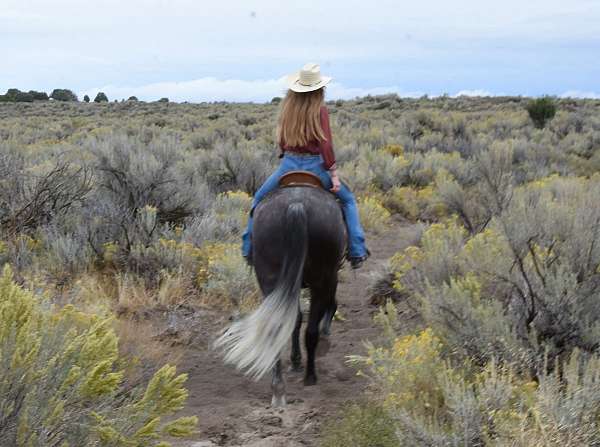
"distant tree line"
0,89,121,103
0,88,49,102
0,88,79,102
0,88,149,104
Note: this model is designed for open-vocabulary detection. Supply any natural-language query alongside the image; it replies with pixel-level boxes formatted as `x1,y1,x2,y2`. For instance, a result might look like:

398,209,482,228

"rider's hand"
330,171,341,193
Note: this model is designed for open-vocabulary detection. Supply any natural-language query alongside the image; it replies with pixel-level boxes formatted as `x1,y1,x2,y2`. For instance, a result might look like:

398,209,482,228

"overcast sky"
2,0,599,102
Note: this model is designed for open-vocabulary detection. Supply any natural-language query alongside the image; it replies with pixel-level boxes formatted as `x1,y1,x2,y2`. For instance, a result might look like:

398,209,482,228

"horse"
214,184,346,406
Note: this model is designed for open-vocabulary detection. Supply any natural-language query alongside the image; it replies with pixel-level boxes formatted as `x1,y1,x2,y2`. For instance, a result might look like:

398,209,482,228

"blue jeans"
242,154,367,258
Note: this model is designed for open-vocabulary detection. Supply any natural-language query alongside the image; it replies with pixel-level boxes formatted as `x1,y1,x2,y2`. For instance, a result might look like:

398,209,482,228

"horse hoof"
304,375,317,386
271,395,287,408
289,364,304,373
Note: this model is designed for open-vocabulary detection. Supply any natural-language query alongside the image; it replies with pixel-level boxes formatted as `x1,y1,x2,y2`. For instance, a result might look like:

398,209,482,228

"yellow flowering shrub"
213,190,252,232
390,245,424,292
349,304,446,416
18,234,42,252
382,329,446,413
383,184,446,220
458,227,512,276
386,219,468,295
199,242,258,309
102,241,120,264
381,143,405,157
358,196,391,233
347,302,600,445
0,265,196,446
383,186,420,219
158,238,204,264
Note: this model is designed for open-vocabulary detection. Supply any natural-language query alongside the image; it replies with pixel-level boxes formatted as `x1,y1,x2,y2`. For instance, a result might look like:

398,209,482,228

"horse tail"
214,202,308,380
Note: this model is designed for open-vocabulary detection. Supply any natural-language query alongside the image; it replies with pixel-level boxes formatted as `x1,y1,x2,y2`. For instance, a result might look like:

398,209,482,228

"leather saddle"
278,171,324,189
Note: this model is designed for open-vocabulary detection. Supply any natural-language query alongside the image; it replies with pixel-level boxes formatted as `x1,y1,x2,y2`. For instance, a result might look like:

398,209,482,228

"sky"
1,0,600,102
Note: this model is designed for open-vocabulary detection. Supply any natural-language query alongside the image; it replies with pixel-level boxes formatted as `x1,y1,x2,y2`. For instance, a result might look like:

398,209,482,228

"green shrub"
199,242,257,308
50,88,78,102
0,152,92,235
0,89,34,102
4,88,22,101
358,196,391,233
347,303,600,446
28,90,48,101
387,175,600,370
95,92,109,103
14,91,34,102
84,94,90,103
0,265,196,446
526,96,557,129
321,401,397,447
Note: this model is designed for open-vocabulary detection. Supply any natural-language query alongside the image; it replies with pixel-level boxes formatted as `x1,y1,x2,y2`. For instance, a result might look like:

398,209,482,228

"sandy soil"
168,222,419,447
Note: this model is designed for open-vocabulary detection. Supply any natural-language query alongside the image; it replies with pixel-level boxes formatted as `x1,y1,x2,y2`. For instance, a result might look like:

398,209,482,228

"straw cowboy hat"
286,62,332,93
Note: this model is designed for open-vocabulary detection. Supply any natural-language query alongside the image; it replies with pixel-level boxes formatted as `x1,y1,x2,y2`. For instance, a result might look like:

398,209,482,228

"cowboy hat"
286,62,332,93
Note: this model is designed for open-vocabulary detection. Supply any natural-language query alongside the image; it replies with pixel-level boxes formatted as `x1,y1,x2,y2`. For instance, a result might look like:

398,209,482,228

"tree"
127,96,138,101
50,88,78,102
83,94,90,103
526,96,557,129
5,88,21,100
0,89,34,102
94,92,109,103
158,97,169,103
13,91,34,102
28,90,49,101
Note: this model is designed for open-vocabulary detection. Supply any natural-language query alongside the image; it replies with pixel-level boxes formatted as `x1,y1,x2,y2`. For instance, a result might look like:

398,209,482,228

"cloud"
560,90,600,99
5,0,600,97
81,78,425,103
451,89,496,97
327,84,424,100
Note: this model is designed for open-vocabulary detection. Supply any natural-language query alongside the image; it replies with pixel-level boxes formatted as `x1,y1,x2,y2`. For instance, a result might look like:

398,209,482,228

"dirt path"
171,222,418,447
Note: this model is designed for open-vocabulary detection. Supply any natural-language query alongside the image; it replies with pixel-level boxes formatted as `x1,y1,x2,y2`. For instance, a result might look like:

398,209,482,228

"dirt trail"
171,222,417,447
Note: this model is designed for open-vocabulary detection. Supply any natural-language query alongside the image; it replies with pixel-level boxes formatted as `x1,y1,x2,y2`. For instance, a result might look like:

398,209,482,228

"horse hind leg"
271,359,286,407
320,299,337,336
304,283,333,386
290,306,303,372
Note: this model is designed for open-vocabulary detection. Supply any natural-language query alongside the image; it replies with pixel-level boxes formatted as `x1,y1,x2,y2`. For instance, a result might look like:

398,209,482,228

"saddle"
278,171,324,189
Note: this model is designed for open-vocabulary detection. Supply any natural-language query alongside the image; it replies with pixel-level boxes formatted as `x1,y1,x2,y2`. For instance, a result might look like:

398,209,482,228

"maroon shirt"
279,106,336,170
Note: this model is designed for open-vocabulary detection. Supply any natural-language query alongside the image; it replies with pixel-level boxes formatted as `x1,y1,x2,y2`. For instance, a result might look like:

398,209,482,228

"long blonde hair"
277,88,326,147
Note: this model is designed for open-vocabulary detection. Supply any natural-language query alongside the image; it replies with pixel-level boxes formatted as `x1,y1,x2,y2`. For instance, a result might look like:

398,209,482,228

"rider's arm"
319,106,336,171
319,106,340,192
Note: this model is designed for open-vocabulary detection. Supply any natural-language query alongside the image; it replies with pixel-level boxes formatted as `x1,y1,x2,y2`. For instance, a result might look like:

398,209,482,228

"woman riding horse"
242,62,369,268
216,64,370,406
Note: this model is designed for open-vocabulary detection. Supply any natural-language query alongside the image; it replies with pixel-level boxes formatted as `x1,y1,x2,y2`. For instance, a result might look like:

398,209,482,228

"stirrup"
348,249,370,270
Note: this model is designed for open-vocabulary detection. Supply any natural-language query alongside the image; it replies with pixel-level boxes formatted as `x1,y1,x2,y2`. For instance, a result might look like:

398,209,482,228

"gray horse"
215,185,346,406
